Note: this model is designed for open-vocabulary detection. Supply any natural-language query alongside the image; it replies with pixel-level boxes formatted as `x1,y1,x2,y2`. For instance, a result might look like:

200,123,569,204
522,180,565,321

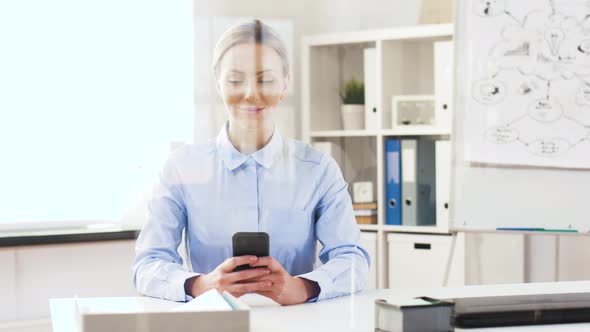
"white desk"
50,281,590,332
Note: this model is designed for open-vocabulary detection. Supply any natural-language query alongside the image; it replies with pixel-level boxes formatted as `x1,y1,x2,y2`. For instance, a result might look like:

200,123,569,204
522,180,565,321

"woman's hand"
250,256,320,305
184,255,272,298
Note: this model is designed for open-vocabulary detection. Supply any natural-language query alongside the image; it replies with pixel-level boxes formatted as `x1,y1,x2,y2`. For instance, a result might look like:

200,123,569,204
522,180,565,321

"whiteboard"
451,0,590,234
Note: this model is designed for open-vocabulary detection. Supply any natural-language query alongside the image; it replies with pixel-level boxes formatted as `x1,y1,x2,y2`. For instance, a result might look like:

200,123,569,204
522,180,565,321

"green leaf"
340,77,365,104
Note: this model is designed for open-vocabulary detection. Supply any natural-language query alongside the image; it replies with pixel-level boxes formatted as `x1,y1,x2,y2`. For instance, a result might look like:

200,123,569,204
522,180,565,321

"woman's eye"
259,79,274,84
228,80,243,85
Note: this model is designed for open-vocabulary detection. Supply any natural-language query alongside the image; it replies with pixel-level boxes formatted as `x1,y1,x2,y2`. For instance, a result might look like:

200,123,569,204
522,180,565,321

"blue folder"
385,139,402,225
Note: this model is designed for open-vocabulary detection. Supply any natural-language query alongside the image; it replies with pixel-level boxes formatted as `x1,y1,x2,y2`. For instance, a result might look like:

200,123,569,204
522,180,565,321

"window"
0,0,194,226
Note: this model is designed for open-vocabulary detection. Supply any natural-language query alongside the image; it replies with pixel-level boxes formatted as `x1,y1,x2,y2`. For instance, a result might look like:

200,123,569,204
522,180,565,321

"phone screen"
232,232,269,271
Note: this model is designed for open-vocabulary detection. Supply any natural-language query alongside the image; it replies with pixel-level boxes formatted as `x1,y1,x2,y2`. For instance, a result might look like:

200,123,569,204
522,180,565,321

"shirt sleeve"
296,154,371,302
132,155,198,302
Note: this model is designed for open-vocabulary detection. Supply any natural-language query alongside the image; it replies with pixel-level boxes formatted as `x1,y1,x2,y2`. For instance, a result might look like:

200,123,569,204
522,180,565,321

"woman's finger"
245,273,278,284
250,256,279,270
220,256,258,272
225,267,270,283
226,280,272,294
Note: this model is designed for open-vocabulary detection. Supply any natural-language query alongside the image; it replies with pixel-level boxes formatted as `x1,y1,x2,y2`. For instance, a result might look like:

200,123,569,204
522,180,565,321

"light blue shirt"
133,124,370,302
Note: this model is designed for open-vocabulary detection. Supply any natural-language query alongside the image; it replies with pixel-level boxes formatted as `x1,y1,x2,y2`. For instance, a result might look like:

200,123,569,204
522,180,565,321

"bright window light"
0,0,194,225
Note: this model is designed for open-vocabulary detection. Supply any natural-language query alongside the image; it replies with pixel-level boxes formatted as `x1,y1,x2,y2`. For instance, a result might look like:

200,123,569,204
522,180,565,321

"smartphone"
232,232,269,272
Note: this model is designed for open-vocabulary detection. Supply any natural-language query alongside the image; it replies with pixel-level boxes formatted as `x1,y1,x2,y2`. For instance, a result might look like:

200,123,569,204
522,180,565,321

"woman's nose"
243,80,261,102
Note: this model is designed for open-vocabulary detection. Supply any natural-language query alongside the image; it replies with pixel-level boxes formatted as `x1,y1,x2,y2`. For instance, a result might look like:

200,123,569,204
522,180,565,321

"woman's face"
217,43,289,131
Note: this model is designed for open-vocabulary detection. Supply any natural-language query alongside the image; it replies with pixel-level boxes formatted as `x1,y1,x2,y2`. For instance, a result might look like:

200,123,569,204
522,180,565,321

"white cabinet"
434,40,454,133
302,24,456,289
435,141,451,232
464,233,524,285
15,241,137,320
387,233,464,288
0,249,16,322
360,232,378,290
0,240,136,332
558,236,590,281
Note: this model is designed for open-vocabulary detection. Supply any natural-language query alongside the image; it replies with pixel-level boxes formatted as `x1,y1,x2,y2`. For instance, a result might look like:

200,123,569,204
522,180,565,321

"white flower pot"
341,104,365,130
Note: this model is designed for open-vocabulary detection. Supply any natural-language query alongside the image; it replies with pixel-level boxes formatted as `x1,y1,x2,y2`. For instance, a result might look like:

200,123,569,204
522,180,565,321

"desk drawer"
387,233,452,288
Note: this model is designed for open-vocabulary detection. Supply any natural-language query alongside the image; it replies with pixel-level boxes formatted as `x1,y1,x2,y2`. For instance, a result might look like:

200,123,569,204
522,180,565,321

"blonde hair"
211,19,290,78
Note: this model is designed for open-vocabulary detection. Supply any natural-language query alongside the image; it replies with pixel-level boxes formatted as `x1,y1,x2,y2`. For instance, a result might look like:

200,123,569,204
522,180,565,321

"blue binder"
385,139,402,225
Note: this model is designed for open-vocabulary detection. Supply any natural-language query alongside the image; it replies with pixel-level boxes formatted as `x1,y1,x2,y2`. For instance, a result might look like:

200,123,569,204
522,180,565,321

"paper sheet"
171,289,233,312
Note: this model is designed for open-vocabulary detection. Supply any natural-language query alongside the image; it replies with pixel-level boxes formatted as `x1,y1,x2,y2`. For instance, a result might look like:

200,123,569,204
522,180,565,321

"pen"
538,229,578,233
496,227,578,233
496,228,544,231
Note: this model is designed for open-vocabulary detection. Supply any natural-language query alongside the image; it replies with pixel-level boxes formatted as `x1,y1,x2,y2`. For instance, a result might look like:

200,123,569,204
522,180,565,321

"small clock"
353,181,374,203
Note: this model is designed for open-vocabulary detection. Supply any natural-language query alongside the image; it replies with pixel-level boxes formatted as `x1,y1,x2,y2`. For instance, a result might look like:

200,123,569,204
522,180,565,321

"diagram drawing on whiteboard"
464,0,590,169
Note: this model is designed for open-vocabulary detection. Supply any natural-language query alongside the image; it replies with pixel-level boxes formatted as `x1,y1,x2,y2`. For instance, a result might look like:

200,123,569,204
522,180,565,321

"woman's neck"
227,122,274,154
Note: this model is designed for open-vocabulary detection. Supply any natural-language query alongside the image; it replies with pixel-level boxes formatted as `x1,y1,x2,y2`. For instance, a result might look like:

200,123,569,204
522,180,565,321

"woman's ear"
280,72,292,99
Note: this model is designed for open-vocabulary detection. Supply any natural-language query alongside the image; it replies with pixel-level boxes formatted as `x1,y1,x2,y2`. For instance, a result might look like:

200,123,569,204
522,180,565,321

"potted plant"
340,77,365,130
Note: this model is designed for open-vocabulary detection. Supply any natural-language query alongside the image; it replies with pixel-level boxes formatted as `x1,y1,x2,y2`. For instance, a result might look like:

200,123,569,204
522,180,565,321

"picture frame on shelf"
391,95,436,130
353,181,374,203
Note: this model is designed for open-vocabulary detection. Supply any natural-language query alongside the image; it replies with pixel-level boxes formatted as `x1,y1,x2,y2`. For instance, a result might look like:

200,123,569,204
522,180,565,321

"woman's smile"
239,105,266,113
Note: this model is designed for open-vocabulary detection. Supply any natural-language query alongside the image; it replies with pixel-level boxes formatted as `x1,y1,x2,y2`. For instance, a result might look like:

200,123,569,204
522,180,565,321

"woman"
133,19,369,305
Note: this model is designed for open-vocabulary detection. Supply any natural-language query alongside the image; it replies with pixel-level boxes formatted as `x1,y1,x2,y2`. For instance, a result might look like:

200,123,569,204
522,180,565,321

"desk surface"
50,281,590,332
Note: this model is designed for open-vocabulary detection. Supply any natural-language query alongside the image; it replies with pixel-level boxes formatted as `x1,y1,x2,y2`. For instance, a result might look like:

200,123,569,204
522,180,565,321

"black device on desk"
232,232,269,272
452,292,590,329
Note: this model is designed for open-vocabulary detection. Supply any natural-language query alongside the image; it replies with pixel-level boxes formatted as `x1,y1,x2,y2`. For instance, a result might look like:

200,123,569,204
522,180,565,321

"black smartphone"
232,232,269,272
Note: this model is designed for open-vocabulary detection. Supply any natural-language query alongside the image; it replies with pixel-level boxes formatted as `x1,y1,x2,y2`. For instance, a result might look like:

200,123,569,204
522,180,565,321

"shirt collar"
216,122,283,171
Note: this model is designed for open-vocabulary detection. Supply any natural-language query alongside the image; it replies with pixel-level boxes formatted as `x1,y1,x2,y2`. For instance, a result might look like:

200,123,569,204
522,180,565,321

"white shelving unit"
301,24,463,289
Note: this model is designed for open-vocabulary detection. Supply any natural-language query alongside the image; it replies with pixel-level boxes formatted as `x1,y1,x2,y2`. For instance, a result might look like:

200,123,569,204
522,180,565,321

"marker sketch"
465,0,590,167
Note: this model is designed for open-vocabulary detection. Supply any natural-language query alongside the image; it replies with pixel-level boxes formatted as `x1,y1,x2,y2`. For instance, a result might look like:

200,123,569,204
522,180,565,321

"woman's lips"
240,106,265,112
